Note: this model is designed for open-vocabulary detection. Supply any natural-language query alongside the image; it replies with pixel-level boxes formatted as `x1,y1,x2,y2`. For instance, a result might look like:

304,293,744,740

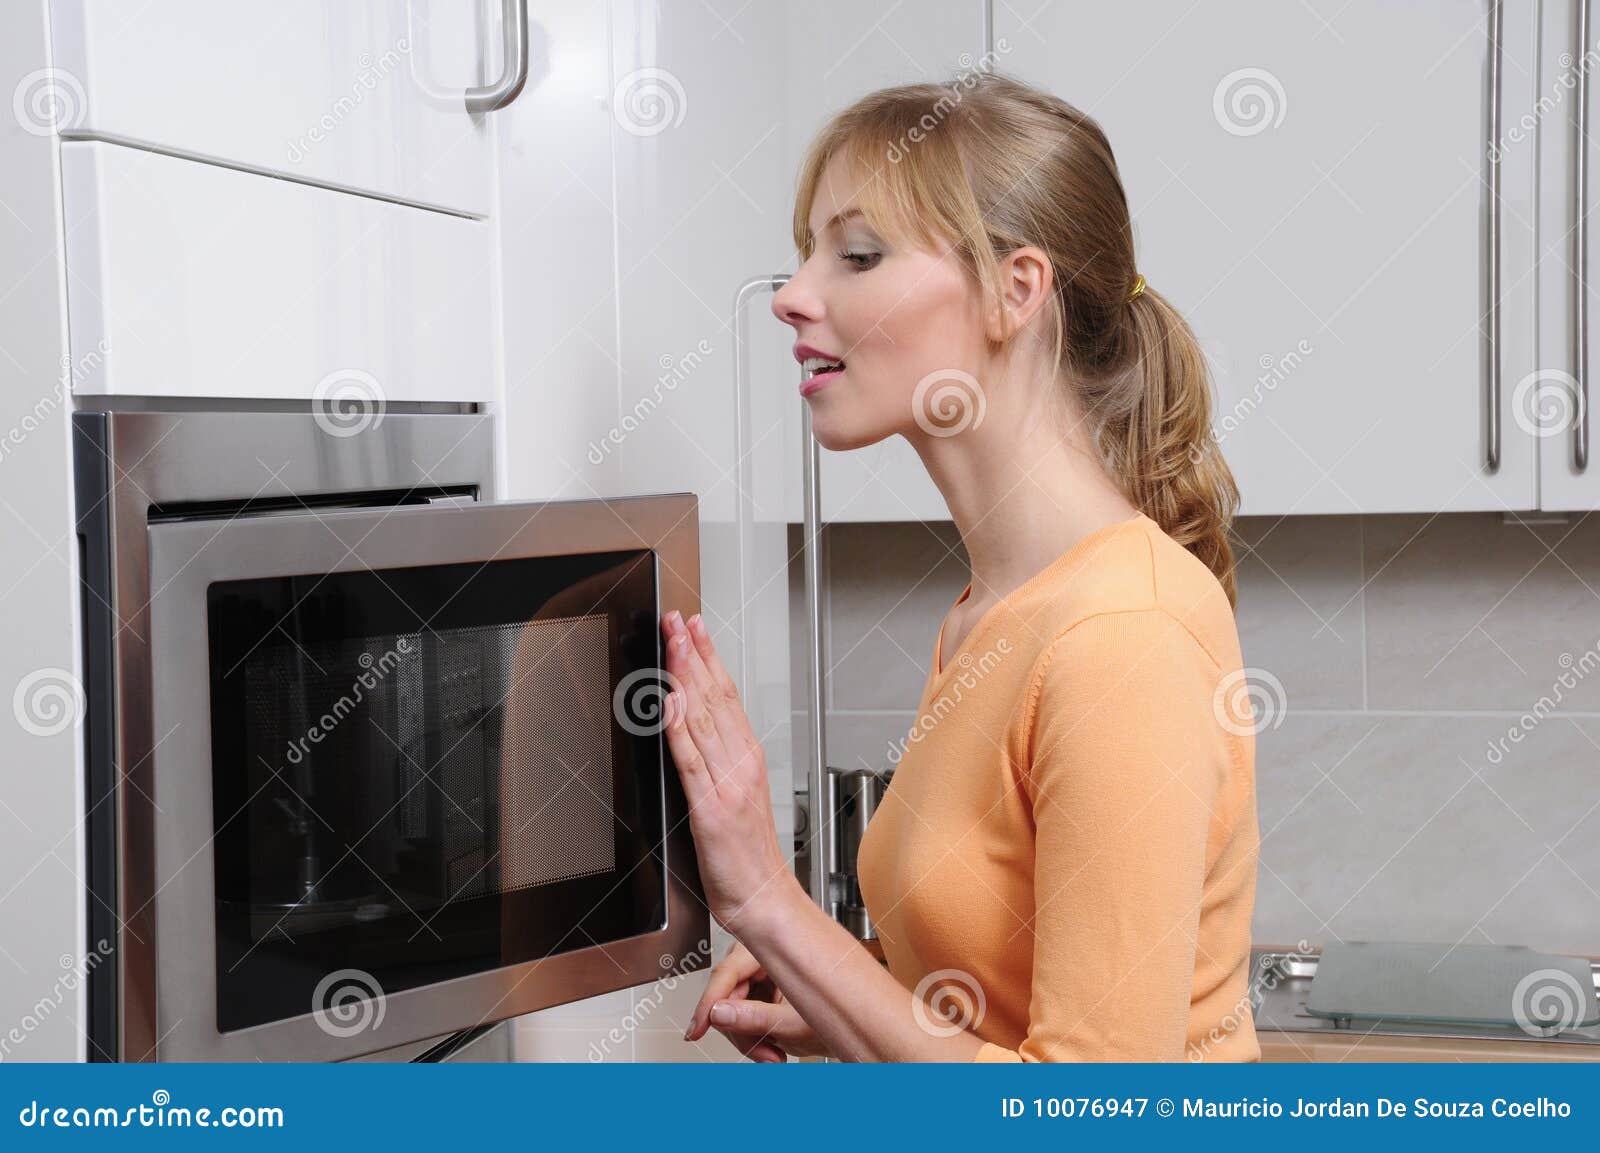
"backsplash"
789,514,1600,958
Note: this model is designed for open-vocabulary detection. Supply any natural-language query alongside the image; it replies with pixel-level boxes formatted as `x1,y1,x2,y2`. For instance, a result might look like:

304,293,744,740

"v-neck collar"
932,511,1147,680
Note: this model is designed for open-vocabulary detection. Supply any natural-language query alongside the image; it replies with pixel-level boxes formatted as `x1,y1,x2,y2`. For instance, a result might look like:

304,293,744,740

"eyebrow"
812,207,865,235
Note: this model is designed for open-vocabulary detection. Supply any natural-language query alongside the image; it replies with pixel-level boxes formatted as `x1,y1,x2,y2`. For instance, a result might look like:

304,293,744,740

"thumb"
708,998,806,1043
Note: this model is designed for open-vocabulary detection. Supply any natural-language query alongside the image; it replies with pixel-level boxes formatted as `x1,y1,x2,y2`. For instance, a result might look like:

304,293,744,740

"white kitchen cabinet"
61,141,495,402
998,0,1541,517
48,0,500,216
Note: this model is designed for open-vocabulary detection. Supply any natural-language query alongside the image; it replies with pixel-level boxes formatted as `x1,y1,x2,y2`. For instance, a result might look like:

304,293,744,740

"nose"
771,266,821,329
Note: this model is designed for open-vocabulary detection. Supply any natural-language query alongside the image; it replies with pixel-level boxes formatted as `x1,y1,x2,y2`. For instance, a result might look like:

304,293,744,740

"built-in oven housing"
74,411,707,1061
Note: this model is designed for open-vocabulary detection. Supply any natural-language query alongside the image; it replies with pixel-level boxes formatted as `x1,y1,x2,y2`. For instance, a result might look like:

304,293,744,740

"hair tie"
1126,273,1146,303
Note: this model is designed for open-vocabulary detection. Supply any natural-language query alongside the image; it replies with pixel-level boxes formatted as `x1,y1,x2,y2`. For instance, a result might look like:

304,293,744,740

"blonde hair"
791,71,1241,605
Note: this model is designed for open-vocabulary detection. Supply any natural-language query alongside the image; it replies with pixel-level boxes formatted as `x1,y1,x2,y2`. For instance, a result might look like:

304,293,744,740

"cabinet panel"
1001,0,1540,515
62,141,494,403
49,0,496,216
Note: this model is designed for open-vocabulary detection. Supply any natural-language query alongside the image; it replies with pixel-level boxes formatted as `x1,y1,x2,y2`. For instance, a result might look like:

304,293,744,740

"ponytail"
1113,285,1240,606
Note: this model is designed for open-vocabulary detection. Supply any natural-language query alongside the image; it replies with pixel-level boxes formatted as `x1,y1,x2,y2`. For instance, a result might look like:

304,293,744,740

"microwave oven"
72,410,707,1061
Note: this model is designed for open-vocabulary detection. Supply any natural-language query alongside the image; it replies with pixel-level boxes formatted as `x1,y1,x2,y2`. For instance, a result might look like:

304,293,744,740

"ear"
983,245,1054,344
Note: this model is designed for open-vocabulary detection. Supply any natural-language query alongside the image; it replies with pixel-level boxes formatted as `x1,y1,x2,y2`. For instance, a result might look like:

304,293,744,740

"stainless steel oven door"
141,493,705,1060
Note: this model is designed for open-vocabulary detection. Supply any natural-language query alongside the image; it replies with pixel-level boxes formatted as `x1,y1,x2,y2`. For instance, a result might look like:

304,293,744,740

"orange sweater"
856,511,1260,1062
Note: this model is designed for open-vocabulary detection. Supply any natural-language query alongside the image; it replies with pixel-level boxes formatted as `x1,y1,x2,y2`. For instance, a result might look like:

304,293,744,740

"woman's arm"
659,608,985,1062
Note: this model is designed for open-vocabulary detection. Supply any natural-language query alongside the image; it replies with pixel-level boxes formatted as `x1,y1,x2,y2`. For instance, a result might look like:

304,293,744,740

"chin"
805,408,895,453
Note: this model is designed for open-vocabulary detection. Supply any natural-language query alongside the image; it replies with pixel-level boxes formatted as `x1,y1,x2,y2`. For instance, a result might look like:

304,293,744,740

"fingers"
682,613,759,750
662,612,756,779
686,943,764,1041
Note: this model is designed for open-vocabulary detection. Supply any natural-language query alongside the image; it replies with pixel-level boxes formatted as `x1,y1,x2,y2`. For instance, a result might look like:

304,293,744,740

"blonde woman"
658,71,1259,1062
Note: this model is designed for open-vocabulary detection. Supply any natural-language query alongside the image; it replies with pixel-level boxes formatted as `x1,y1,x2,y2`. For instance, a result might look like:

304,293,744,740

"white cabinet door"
62,141,494,403
1000,0,1540,516
48,0,499,216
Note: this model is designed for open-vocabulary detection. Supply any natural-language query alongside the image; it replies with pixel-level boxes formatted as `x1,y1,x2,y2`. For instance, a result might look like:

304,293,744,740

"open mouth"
802,356,846,380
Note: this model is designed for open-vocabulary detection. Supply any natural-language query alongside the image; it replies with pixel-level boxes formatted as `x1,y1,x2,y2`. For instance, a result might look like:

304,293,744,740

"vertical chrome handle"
1578,0,1592,471
1486,0,1504,472
801,384,836,925
465,0,529,113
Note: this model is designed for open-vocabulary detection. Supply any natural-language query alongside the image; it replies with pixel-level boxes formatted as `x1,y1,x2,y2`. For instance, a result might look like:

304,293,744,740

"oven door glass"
205,547,667,1033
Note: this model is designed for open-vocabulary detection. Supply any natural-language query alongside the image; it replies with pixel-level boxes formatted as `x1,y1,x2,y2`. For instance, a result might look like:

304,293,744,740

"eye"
836,248,881,271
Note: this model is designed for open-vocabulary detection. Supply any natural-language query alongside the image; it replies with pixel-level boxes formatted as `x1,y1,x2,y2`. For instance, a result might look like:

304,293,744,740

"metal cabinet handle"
1486,0,1503,472
1578,0,1592,471
465,0,529,113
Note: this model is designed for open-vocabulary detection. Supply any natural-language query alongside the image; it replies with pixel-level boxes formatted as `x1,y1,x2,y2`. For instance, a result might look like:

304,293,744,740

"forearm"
736,877,987,1062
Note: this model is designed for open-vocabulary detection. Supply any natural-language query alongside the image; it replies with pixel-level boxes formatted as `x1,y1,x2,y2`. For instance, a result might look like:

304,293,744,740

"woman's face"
771,153,990,451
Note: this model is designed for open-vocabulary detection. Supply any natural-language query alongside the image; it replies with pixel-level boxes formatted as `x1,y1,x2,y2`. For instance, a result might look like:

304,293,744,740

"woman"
659,71,1260,1062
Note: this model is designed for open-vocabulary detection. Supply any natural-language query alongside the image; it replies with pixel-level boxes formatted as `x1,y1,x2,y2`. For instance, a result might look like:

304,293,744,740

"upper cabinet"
49,0,502,216
1001,0,1540,516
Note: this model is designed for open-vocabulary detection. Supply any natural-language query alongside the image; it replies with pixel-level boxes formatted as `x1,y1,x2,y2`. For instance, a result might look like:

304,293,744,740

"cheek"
855,269,980,405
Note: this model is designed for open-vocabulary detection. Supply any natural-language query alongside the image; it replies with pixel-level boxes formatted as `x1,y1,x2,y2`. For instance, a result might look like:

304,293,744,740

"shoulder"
1024,515,1241,676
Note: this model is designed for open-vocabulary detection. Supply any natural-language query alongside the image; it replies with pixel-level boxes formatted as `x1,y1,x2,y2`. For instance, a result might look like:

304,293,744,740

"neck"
907,380,1140,609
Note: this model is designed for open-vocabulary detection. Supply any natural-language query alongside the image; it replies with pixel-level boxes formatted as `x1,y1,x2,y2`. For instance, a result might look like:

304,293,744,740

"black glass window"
205,548,666,1033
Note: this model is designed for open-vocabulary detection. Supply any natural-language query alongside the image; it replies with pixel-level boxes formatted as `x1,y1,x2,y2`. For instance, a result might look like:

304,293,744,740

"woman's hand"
685,940,830,1061
658,609,796,938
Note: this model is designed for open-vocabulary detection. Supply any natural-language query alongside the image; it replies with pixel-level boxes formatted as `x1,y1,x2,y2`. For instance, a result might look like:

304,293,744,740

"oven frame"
73,411,708,1061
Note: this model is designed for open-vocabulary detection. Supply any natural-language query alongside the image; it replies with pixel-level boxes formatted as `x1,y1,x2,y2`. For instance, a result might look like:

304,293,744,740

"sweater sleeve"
971,609,1227,1062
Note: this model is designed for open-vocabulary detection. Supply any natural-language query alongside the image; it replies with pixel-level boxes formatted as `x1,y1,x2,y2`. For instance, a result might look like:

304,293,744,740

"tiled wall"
789,514,1600,959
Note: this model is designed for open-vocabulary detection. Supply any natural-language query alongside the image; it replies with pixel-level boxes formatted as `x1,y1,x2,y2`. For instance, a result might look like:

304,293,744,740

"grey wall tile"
1365,512,1600,711
1232,513,1364,708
